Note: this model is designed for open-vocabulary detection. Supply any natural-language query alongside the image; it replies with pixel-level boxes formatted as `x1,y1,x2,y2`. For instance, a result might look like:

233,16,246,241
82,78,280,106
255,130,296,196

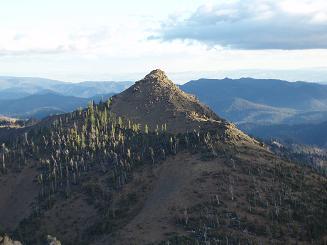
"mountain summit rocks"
143,69,171,84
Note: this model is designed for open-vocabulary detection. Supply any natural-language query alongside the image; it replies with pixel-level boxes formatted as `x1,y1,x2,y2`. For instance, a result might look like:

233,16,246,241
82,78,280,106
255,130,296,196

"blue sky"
1,0,327,83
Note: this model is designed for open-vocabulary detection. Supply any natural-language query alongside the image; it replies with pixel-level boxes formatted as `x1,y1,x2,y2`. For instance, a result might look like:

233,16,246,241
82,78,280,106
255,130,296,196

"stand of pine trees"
1,99,221,200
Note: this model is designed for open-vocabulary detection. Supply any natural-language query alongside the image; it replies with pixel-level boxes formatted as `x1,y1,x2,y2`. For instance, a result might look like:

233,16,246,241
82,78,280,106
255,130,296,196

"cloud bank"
155,0,327,50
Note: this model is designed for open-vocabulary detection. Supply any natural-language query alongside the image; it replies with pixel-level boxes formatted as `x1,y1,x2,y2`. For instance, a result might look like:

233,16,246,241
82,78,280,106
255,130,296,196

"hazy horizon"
1,68,327,85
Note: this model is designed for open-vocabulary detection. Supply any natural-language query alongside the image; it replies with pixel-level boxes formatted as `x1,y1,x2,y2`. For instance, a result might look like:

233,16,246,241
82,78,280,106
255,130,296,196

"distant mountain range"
181,78,327,147
181,77,327,125
0,76,133,99
0,92,114,119
0,76,132,118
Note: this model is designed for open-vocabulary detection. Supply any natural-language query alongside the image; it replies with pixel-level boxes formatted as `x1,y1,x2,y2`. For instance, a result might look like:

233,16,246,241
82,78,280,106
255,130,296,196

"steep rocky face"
110,69,226,134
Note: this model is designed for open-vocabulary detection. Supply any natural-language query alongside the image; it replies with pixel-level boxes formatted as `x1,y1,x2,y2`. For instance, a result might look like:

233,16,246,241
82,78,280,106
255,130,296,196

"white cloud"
155,0,327,49
0,27,76,56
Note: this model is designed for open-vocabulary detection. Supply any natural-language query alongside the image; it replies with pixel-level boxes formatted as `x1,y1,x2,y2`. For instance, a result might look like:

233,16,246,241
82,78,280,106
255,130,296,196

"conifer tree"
1,143,6,173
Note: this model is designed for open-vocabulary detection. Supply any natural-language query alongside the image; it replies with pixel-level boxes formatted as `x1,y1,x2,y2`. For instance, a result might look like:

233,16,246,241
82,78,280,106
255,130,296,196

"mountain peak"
144,69,167,80
113,69,177,98
110,70,229,133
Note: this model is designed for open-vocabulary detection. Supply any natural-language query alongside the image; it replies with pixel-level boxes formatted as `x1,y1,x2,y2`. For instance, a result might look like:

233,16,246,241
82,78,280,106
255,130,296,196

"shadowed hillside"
241,121,327,148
